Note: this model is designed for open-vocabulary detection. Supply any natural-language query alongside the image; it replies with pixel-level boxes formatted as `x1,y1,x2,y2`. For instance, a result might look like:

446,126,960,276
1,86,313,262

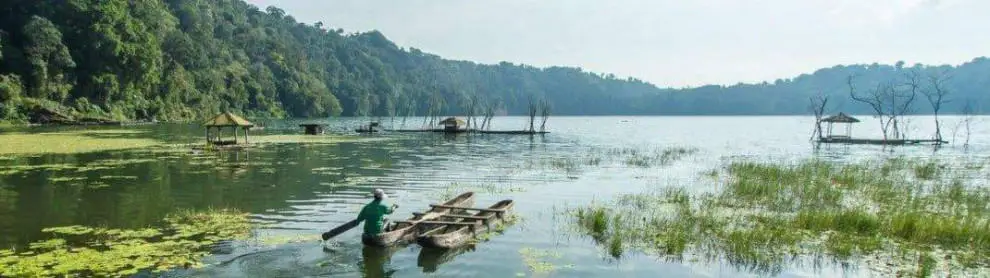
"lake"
1,116,987,277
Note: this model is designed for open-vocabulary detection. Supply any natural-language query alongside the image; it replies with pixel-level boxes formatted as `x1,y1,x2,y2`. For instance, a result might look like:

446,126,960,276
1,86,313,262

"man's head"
373,188,387,200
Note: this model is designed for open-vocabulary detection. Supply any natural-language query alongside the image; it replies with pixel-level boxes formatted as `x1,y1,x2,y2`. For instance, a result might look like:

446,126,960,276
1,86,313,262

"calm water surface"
1,116,988,277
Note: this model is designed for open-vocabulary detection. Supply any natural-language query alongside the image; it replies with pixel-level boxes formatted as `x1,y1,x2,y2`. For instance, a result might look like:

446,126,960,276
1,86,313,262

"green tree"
21,16,74,102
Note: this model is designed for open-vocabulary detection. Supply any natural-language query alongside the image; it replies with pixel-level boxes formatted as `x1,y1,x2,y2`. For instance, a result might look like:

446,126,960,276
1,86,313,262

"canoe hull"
362,192,475,247
416,200,514,249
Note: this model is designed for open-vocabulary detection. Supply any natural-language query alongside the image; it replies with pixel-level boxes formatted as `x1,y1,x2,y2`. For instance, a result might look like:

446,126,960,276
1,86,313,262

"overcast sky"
246,0,989,87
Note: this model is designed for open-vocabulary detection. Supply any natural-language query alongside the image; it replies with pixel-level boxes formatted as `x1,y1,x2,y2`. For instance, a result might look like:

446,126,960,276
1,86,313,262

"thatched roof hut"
438,117,466,126
438,117,466,131
822,113,860,123
822,112,859,138
204,112,253,145
204,112,255,127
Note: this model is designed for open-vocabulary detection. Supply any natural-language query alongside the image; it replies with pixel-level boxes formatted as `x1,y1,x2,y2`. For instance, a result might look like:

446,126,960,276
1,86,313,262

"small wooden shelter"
299,124,325,135
204,112,254,145
822,112,859,139
438,117,466,132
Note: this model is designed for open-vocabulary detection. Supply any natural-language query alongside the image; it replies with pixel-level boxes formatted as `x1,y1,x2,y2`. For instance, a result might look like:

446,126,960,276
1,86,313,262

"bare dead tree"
539,99,550,132
469,97,478,130
848,75,891,141
891,72,921,139
481,101,497,130
527,97,537,132
388,85,401,128
952,100,975,148
921,71,950,144
401,101,414,128
849,74,919,142
808,94,829,141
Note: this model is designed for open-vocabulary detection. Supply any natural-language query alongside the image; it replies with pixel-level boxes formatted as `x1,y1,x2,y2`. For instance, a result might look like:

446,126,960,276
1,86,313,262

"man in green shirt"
357,189,398,240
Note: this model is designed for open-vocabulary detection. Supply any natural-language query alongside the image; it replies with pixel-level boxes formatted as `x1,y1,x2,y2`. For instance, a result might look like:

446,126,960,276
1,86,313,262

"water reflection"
361,245,400,278
418,246,476,273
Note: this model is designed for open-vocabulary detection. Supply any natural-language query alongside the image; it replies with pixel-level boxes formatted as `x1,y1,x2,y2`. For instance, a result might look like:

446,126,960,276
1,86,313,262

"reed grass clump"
545,146,698,171
569,157,990,276
913,161,941,180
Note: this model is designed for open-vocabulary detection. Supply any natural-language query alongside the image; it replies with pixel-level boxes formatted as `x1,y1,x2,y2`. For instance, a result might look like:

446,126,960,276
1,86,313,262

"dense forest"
0,0,987,124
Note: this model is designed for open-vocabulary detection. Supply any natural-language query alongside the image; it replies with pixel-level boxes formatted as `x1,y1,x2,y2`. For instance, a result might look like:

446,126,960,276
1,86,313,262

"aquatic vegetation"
249,134,379,145
85,181,111,189
49,176,88,183
0,208,252,277
0,130,161,155
259,234,320,246
569,158,990,276
913,161,941,180
543,146,698,172
88,158,157,167
0,164,76,176
575,207,609,240
471,214,522,244
545,157,580,172
99,175,139,180
518,248,564,274
437,182,527,202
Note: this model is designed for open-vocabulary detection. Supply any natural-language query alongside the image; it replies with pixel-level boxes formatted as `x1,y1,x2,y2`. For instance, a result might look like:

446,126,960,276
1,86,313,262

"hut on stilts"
821,112,859,140
204,112,254,146
438,117,467,133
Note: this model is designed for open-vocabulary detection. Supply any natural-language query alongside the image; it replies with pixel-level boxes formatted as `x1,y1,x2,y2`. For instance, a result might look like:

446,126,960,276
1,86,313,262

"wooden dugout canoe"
415,199,514,249
361,192,475,247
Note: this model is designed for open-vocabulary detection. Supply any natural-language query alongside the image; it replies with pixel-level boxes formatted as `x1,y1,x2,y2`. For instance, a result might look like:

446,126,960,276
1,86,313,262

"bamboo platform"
390,129,549,135
818,137,948,145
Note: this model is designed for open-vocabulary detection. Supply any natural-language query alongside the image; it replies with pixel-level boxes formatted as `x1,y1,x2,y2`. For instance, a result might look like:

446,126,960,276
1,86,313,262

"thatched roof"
438,117,466,126
204,112,254,127
822,113,860,123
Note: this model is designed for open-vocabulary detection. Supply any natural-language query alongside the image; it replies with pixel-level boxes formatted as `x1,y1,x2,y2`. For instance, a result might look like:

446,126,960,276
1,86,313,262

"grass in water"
543,146,698,173
0,208,252,277
913,161,941,180
569,158,990,276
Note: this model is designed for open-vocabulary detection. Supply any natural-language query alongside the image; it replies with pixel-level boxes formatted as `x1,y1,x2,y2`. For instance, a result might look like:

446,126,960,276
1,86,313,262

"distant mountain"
652,59,990,115
0,0,986,124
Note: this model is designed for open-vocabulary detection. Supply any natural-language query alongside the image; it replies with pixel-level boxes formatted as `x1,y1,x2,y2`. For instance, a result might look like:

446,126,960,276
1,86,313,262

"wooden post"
233,126,238,144
205,127,209,145
244,128,249,144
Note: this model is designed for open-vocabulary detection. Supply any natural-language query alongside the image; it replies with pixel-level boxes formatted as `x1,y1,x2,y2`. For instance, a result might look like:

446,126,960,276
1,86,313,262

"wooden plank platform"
428,204,507,213
395,220,480,226
818,137,948,145
390,129,549,135
412,212,491,221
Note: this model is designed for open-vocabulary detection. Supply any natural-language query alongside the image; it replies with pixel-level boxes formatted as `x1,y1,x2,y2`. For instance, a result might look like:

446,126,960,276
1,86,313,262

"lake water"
1,116,988,277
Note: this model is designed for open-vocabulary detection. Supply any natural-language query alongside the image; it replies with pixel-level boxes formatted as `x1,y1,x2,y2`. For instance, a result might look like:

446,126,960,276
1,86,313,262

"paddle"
322,219,360,241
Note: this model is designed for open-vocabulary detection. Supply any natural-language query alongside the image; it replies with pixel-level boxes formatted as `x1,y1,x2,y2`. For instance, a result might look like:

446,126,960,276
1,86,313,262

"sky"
247,0,990,88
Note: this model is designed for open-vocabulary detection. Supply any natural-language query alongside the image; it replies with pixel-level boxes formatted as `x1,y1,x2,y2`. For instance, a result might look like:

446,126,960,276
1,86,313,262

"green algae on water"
250,134,382,145
0,130,160,155
0,208,252,277
519,248,564,274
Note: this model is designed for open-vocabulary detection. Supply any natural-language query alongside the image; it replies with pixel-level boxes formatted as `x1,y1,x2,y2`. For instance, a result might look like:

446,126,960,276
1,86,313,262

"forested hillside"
0,0,658,123
0,0,987,124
